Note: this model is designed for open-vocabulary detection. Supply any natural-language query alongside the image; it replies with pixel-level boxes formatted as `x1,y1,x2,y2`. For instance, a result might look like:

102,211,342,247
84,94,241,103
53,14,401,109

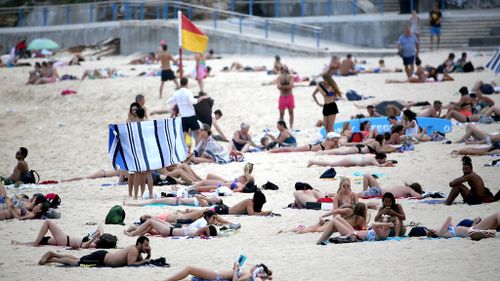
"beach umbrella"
486,48,500,75
27,38,60,51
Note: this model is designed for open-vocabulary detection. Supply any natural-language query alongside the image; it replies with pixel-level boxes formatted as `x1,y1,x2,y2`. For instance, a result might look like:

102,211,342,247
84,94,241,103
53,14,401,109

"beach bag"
105,205,126,225
20,170,39,184
349,132,363,143
320,168,336,179
262,181,279,190
96,233,118,249
45,193,61,208
463,62,474,73
346,90,362,101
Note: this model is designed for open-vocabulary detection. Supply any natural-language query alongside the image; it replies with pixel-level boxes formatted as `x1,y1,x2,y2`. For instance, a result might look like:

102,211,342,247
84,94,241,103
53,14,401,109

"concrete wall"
266,17,407,48
317,19,406,48
0,21,332,57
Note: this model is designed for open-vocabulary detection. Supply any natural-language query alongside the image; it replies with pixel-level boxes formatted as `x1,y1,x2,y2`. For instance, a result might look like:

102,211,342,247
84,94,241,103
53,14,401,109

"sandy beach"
1,50,499,281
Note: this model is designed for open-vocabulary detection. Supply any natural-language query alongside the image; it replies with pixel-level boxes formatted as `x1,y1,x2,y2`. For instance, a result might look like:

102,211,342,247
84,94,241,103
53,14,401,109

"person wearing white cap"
270,131,340,153
228,122,257,153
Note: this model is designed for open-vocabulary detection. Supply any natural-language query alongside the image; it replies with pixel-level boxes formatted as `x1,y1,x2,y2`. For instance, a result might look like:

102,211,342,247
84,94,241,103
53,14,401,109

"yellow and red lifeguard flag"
179,14,208,53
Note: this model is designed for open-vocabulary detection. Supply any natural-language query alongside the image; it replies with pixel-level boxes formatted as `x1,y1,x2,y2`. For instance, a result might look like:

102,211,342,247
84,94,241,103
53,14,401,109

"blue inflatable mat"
321,117,452,137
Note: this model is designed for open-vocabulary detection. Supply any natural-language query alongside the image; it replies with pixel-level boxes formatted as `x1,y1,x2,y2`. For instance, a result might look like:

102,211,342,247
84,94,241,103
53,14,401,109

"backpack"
262,181,279,190
463,61,474,73
96,233,118,249
346,90,362,101
45,193,61,208
20,170,40,184
349,132,363,143
105,205,126,225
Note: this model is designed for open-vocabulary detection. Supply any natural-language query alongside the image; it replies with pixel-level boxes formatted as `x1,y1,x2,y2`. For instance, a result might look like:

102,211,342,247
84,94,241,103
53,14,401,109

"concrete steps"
387,17,500,49
372,0,401,13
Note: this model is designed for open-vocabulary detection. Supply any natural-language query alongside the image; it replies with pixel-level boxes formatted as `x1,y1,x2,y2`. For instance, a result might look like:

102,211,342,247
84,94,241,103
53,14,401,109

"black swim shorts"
79,250,108,266
161,69,175,81
322,102,339,116
464,192,483,205
213,204,229,215
181,116,200,132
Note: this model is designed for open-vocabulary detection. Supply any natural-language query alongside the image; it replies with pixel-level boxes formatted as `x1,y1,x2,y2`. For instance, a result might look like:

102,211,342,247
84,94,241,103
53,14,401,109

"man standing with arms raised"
158,43,180,99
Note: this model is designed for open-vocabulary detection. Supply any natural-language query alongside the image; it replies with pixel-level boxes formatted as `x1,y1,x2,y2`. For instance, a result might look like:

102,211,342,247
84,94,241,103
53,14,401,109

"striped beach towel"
108,118,187,172
486,48,500,74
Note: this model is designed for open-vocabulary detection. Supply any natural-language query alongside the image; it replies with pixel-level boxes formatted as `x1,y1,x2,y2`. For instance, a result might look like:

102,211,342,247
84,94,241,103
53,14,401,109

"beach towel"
108,118,187,172
486,48,500,74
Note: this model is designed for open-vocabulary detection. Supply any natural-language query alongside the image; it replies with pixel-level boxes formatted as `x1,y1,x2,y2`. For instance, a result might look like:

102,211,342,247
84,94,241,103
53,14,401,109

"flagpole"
178,11,183,78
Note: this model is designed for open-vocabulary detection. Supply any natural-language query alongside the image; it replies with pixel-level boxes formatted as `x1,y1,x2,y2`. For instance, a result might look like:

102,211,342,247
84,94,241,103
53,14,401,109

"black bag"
149,257,170,267
463,61,474,73
243,182,257,193
20,170,39,184
153,172,177,186
262,181,279,190
320,168,337,179
95,233,118,249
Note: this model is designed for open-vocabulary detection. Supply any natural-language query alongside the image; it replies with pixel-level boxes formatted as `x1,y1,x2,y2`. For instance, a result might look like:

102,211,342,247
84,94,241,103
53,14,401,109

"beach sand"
1,51,499,281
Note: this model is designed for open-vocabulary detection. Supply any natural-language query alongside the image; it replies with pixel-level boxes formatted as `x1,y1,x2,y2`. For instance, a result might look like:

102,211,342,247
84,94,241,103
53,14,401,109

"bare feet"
468,229,496,241
307,160,313,168
38,251,54,265
123,230,134,237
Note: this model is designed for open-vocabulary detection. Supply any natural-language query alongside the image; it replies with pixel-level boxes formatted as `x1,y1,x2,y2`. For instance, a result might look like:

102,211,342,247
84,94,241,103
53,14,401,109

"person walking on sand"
397,26,419,79
277,66,295,129
158,43,179,99
167,77,209,145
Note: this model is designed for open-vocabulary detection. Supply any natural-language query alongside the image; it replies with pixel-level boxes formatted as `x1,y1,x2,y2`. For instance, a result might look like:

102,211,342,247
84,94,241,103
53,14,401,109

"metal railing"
228,0,447,17
0,1,323,48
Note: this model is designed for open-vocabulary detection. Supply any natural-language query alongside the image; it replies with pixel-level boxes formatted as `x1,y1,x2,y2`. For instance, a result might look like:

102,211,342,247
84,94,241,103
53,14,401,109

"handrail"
0,0,323,48
0,0,321,31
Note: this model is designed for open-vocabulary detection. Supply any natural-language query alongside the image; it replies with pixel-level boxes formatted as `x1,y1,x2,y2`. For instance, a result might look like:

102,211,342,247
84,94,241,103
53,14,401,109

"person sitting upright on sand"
444,156,494,205
1,147,29,185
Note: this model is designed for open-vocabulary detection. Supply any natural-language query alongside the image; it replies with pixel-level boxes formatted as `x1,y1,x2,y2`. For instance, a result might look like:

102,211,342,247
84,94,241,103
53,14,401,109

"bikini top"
319,82,336,97
338,194,355,207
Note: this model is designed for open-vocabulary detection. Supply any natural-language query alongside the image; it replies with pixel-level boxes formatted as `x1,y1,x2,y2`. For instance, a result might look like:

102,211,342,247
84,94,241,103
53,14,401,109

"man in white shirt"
167,77,208,144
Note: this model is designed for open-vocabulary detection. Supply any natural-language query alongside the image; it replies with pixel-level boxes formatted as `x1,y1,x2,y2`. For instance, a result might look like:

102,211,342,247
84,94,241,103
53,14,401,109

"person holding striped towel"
167,77,209,147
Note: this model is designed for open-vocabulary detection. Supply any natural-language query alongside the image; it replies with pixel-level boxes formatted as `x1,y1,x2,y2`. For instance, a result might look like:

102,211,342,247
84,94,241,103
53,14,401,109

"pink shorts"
278,95,295,110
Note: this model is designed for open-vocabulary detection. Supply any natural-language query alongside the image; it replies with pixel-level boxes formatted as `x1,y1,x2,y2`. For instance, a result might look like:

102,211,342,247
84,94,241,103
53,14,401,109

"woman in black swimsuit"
312,74,342,133
12,220,113,249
